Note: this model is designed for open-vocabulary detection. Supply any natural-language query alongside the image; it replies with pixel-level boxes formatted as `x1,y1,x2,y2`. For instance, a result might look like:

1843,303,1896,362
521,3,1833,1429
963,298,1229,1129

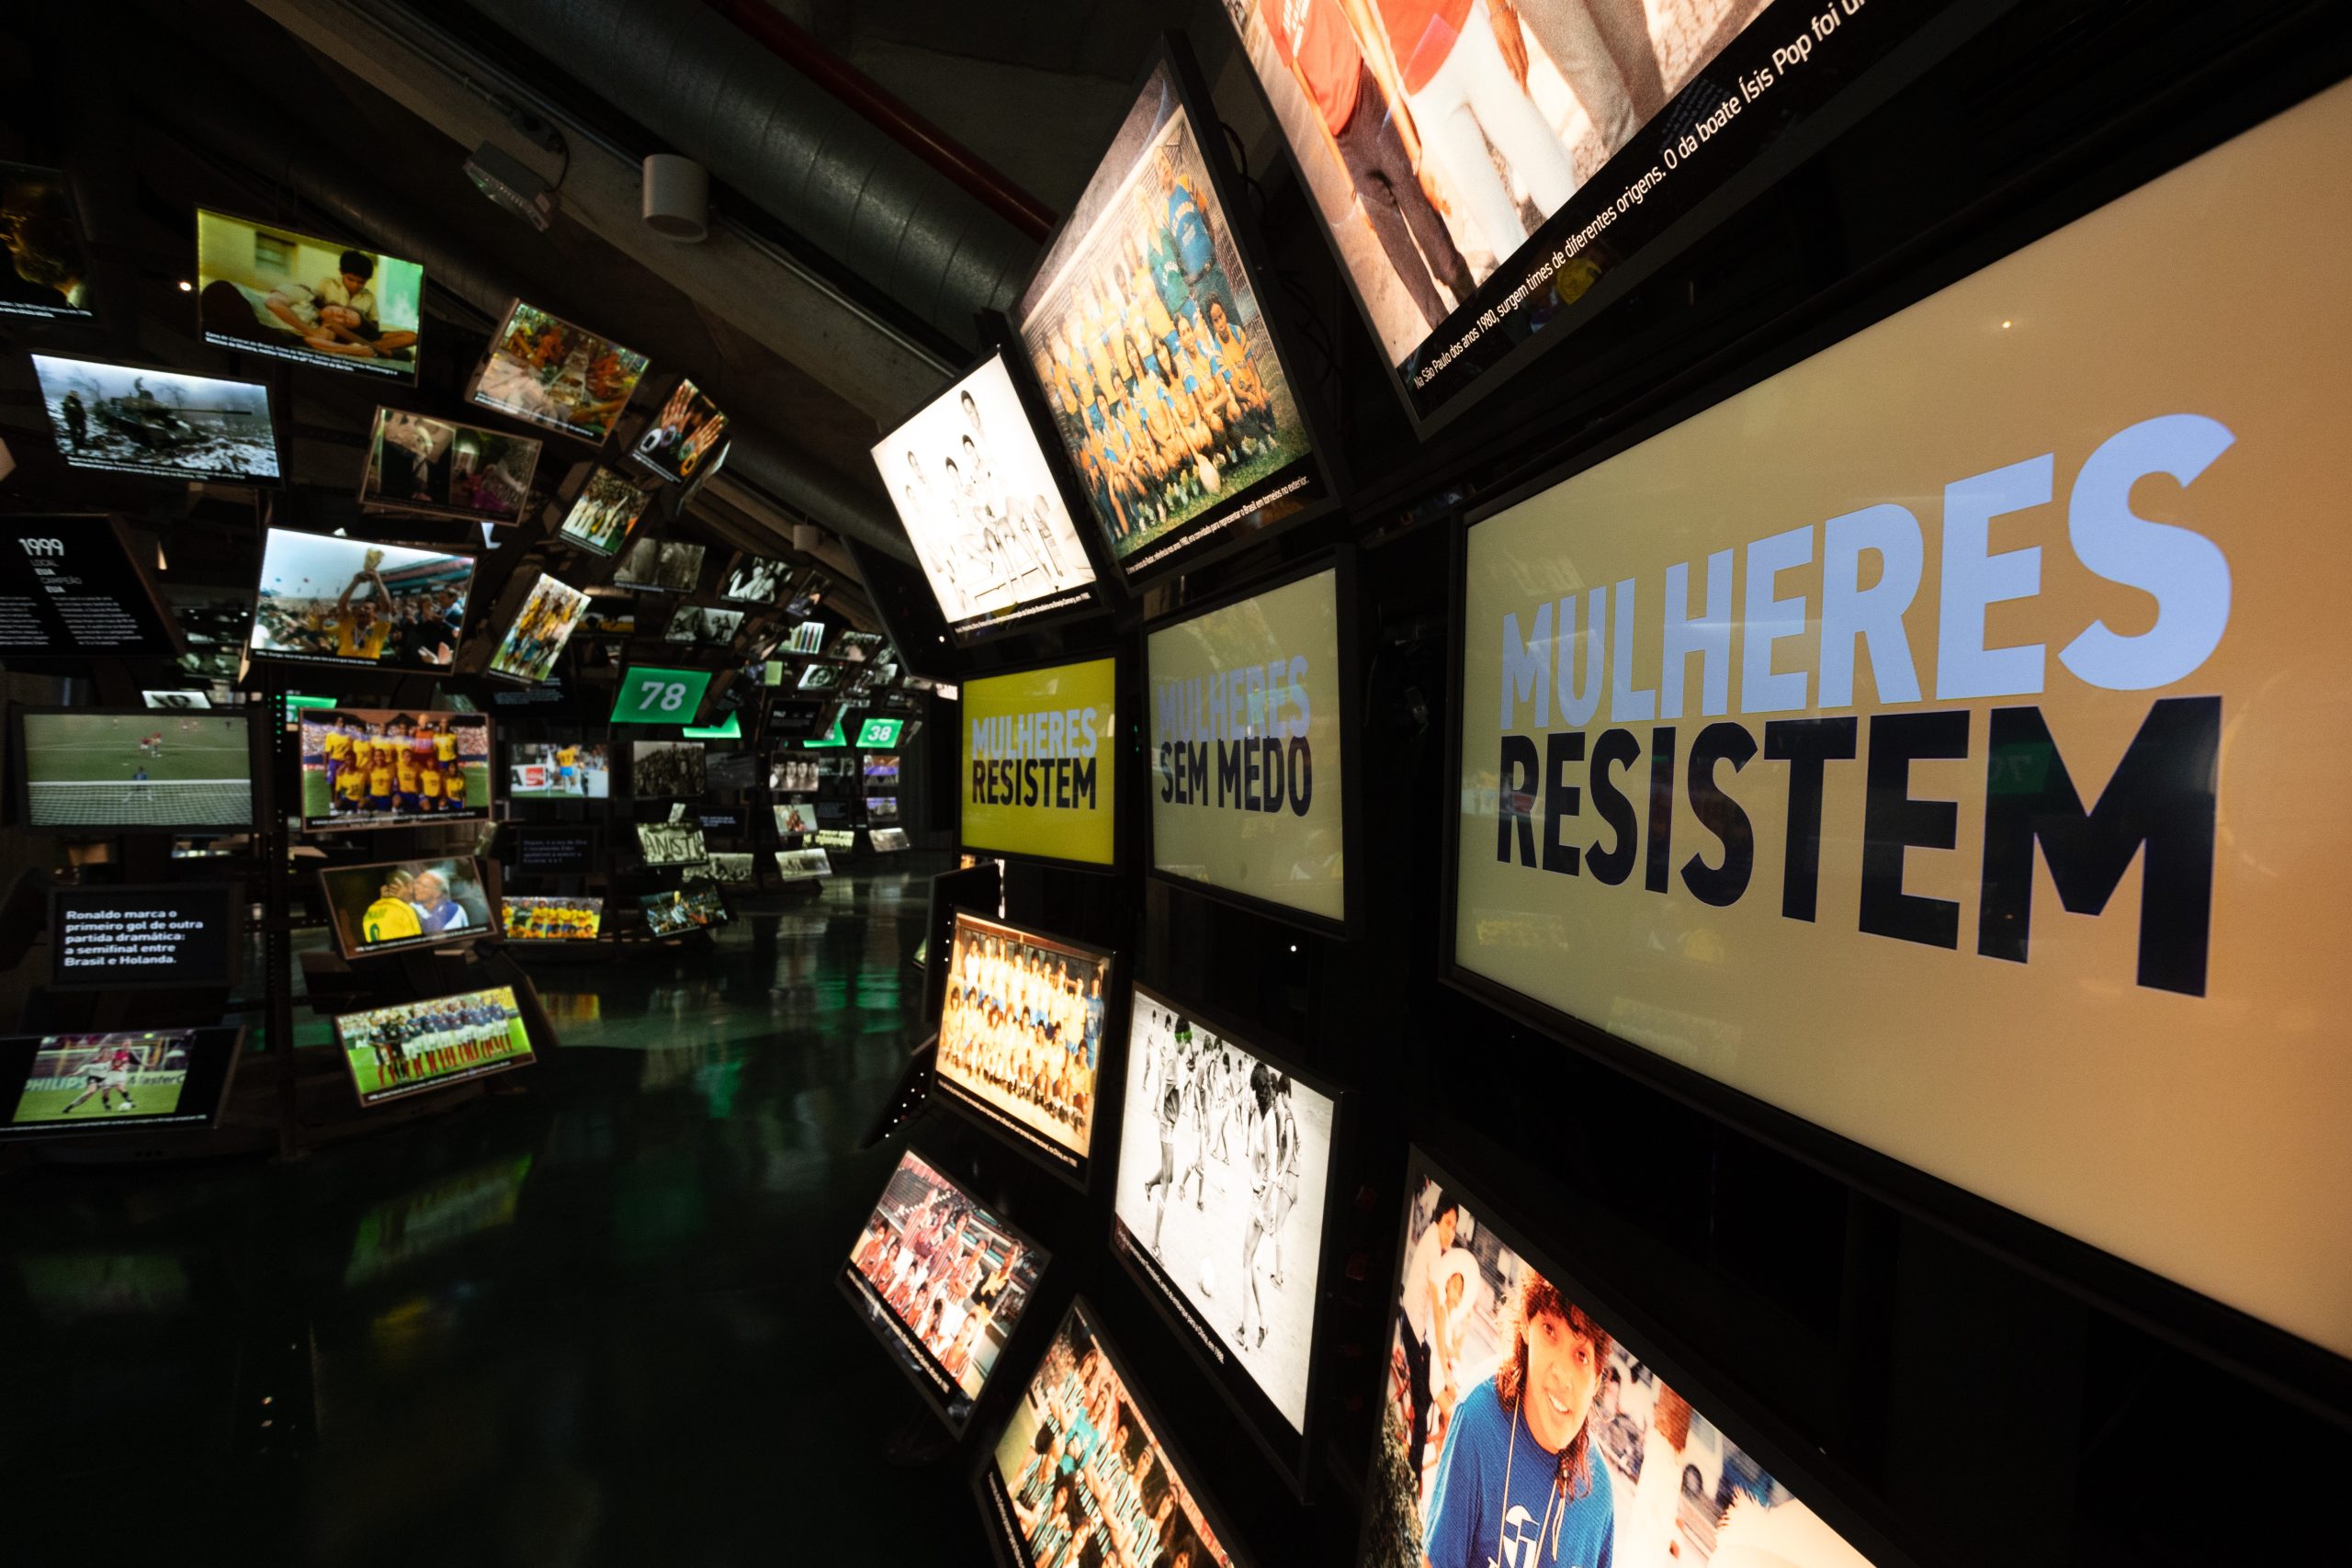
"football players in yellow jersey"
361,869,423,947
392,733,423,810
419,760,443,810
335,759,369,814
367,750,395,812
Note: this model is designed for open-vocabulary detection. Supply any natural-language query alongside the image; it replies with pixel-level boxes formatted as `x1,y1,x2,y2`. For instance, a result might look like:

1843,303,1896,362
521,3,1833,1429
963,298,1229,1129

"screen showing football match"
1368,1162,1877,1568
935,911,1109,1182
360,407,540,522
632,375,729,483
469,299,650,444
1221,1,1955,424
501,897,603,942
19,711,252,832
507,740,608,800
300,708,492,831
334,986,534,1107
488,574,589,684
1112,986,1333,1446
0,163,95,319
983,1299,1238,1568
558,468,654,556
874,351,1097,639
248,529,475,669
33,354,279,483
0,1028,241,1141
1014,62,1321,583
318,857,492,959
197,209,423,380
843,1148,1050,1433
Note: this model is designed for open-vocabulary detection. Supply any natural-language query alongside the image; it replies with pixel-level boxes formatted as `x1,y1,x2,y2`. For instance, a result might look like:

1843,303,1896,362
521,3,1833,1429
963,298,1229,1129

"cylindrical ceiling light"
641,153,709,242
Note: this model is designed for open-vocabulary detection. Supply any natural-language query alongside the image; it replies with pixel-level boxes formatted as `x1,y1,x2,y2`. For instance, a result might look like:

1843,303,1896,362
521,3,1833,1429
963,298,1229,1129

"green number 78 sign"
609,666,715,725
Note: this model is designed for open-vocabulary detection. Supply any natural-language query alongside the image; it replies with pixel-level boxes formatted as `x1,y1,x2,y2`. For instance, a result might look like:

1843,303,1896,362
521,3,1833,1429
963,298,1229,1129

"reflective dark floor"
0,861,989,1567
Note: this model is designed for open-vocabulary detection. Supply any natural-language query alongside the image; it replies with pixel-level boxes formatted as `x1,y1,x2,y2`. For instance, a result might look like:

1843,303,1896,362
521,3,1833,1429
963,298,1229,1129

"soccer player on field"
61,1045,141,1114
367,747,395,817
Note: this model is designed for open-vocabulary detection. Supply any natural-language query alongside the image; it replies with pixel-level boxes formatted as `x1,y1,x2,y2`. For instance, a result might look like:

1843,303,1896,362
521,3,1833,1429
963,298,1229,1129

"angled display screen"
501,897,603,941
0,163,95,319
0,515,180,660
936,911,1111,1186
0,1028,242,1141
1223,0,1974,428
300,707,492,831
248,530,474,670
629,740,705,798
842,1147,1049,1433
873,351,1097,639
487,574,589,685
609,666,715,726
507,741,608,801
33,355,278,483
50,885,236,991
634,821,707,867
17,710,251,833
632,376,729,483
1013,51,1327,584
469,299,650,444
1453,81,2352,1363
614,537,706,593
334,987,534,1107
197,209,423,380
318,857,492,960
1148,564,1346,926
1112,984,1336,1482
981,1299,1241,1568
360,407,540,523
960,657,1116,869
557,468,654,557
1368,1154,1881,1568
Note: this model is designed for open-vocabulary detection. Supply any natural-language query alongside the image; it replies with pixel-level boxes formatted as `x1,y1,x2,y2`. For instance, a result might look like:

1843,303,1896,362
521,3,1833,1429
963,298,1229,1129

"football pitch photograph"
22,713,251,829
298,758,493,821
13,1070,187,1123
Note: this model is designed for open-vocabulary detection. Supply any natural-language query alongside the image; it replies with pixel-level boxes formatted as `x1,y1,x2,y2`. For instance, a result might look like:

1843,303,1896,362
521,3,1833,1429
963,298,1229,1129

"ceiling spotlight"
465,142,556,231
642,153,709,243
176,280,193,293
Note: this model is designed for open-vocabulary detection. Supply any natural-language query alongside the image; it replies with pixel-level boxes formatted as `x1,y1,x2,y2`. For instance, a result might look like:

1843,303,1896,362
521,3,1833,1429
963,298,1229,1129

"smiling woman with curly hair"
1422,1265,1617,1568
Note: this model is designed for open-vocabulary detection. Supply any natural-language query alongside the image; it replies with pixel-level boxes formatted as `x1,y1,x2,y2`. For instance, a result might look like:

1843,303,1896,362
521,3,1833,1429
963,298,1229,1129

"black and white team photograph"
873,355,1095,631
1112,989,1331,1433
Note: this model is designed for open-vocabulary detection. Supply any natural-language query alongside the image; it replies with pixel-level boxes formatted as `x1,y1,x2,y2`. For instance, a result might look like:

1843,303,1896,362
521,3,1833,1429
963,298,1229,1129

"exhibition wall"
1,2,2345,1566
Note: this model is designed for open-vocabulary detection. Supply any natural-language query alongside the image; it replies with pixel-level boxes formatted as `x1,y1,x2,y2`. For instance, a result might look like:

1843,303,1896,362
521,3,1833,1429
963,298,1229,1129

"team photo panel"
1112,988,1333,1444
986,1301,1239,1568
1369,1168,1877,1568
1015,56,1321,581
843,1148,1050,1432
934,912,1112,1182
300,707,492,830
334,986,534,1108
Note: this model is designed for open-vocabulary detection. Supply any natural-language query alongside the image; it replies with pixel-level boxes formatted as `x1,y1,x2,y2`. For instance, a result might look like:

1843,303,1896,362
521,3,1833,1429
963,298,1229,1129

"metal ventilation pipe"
460,0,1039,347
